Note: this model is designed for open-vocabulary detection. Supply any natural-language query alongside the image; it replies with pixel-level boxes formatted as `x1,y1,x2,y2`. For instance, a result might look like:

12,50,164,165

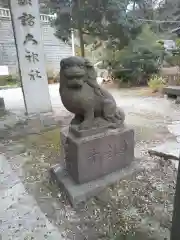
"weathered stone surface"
61,127,134,184
50,160,141,207
59,56,125,130
148,141,180,160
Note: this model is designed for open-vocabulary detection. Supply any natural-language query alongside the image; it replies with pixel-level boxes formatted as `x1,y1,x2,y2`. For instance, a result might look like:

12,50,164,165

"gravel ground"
0,87,180,239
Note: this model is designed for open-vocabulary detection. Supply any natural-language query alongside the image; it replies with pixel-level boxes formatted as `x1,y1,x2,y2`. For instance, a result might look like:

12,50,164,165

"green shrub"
0,74,19,86
103,25,165,86
148,75,166,92
116,46,163,84
112,46,161,85
165,50,180,66
113,68,132,81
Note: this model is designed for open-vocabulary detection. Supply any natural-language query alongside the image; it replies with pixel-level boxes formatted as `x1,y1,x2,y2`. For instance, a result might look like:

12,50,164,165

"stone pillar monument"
51,56,135,207
9,0,52,114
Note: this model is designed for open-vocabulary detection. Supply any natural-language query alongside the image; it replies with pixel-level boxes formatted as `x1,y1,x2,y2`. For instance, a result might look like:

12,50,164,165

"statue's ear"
84,58,93,68
60,60,65,68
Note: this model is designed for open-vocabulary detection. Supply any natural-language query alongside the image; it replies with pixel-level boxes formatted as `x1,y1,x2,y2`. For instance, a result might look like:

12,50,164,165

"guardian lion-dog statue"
59,56,125,130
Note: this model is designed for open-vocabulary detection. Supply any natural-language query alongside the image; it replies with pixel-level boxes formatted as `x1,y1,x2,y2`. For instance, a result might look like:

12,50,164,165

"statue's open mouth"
64,71,85,78
67,79,83,89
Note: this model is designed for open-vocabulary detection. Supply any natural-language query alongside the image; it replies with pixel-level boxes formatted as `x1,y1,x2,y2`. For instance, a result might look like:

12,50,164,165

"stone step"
163,86,180,98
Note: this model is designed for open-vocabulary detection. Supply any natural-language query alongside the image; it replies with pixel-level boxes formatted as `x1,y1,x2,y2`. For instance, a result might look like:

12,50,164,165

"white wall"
0,9,72,75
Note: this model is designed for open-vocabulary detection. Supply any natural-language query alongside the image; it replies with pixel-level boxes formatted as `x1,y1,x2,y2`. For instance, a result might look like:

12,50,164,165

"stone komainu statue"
59,56,125,130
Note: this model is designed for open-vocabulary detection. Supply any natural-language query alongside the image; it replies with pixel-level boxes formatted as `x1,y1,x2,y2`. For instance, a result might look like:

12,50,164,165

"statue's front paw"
79,121,92,130
71,118,80,125
71,115,83,126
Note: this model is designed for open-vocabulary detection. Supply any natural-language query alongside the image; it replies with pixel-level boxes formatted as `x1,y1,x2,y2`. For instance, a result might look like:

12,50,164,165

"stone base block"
50,160,141,208
61,127,134,184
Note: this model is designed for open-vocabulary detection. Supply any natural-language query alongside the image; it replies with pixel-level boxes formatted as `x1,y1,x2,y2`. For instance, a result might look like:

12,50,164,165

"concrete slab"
168,124,180,136
163,86,180,98
0,154,65,240
50,160,142,208
168,124,180,143
148,141,180,160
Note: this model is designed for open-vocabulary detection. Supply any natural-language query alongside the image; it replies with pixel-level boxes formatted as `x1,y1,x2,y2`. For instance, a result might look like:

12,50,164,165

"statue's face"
61,57,87,89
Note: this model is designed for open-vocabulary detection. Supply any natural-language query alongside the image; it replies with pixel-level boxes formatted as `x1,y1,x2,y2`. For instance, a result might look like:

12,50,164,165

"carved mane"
84,59,104,97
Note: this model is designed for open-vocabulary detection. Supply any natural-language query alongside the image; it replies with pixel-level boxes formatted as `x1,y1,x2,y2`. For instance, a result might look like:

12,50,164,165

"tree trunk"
133,0,136,11
78,25,85,57
76,0,85,57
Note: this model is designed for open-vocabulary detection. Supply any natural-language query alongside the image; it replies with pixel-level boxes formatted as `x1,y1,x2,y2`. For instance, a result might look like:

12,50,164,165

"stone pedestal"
63,127,134,184
50,160,141,207
51,126,135,206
